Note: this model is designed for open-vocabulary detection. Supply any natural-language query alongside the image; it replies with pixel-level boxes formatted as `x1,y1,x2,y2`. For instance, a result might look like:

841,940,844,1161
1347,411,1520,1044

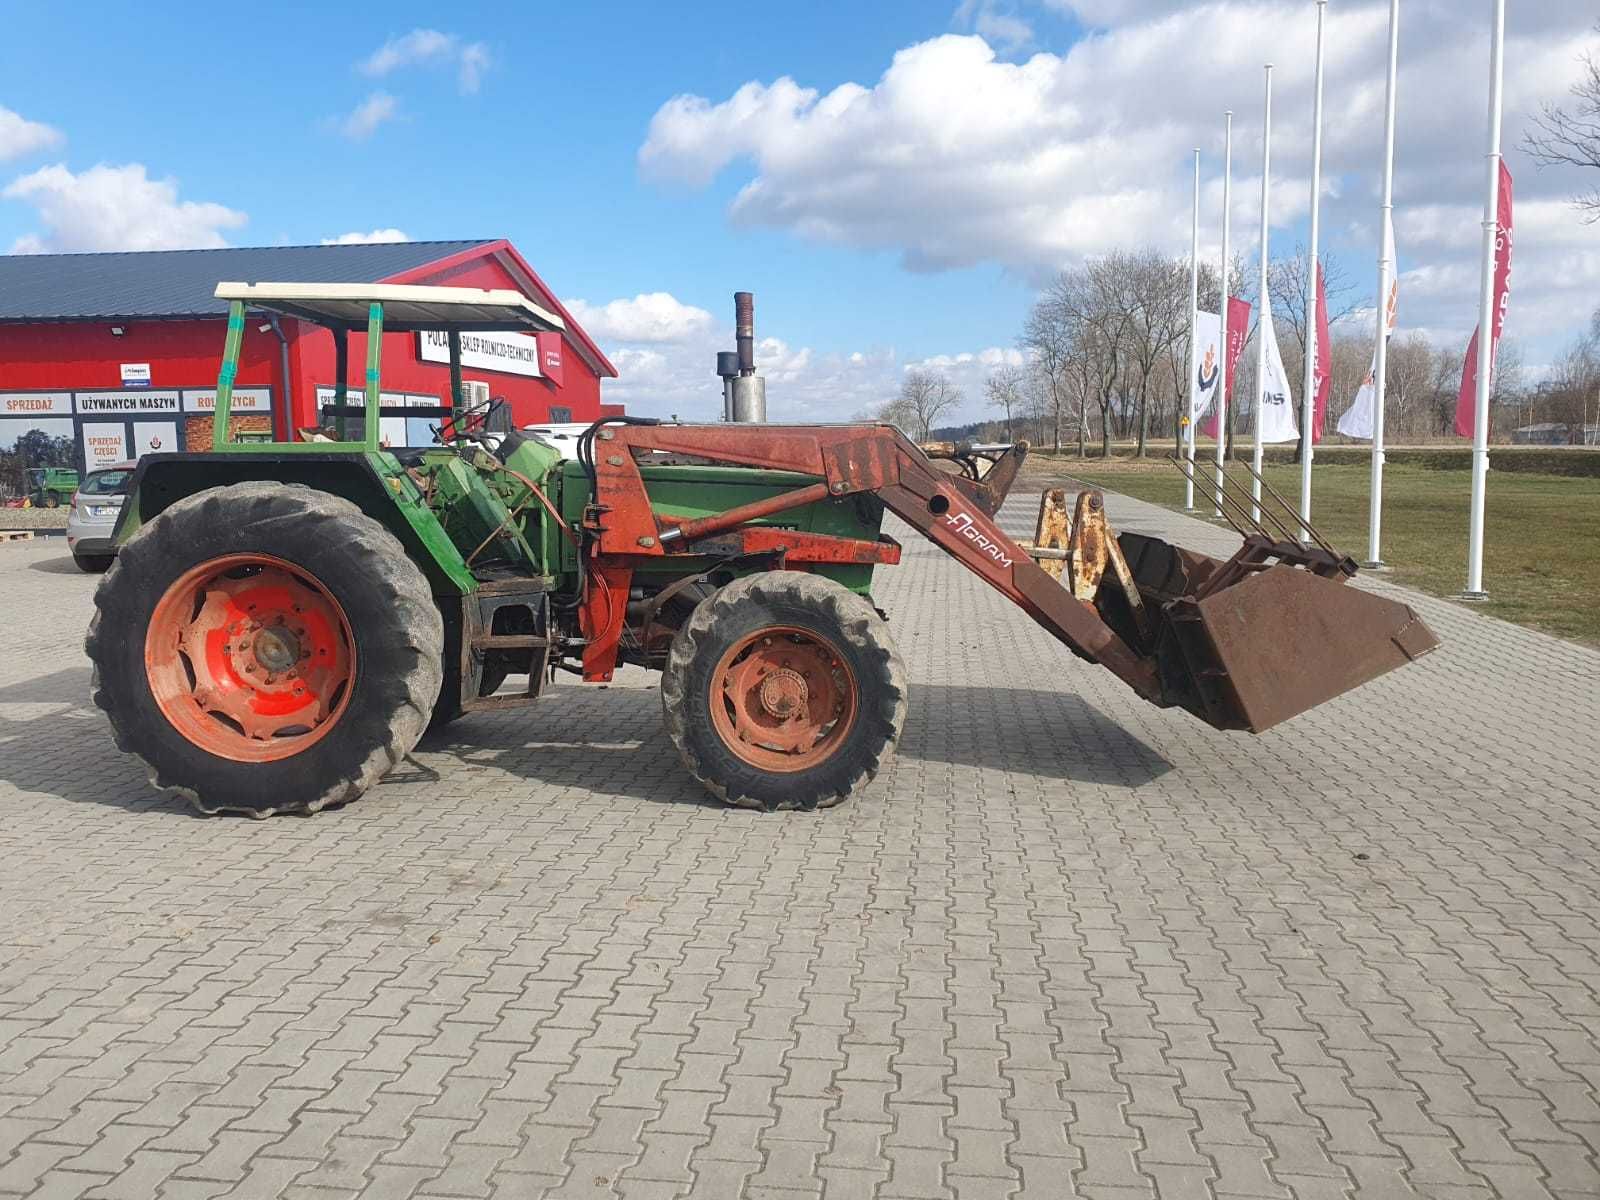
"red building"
0,240,618,470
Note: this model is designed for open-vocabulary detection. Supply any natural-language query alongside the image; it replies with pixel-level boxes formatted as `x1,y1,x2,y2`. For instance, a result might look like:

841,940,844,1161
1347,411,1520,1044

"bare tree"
1545,310,1600,438
1386,332,1438,440
1115,250,1189,457
985,364,1026,441
1523,23,1600,222
1065,259,1134,457
1020,284,1075,453
885,367,962,442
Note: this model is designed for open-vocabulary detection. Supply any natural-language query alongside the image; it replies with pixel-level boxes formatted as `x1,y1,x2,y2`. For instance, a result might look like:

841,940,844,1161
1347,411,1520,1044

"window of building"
549,406,572,423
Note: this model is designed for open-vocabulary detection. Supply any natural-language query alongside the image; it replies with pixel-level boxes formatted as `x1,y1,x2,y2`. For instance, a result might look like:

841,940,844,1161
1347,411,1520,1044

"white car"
65,462,137,573
519,423,592,459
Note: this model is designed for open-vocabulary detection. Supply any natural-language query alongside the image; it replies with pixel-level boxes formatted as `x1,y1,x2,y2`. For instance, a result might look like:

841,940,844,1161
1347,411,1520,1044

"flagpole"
1186,147,1200,511
1252,64,1273,523
1300,0,1327,539
1365,0,1399,568
1464,0,1505,599
1216,111,1233,518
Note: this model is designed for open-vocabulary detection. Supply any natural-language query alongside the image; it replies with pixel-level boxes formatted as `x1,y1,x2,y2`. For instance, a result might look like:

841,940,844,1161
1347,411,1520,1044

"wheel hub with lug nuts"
251,625,302,674
758,667,808,719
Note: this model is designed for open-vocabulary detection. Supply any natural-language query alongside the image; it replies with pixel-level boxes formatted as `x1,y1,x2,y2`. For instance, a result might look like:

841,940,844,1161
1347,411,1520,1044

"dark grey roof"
0,241,494,321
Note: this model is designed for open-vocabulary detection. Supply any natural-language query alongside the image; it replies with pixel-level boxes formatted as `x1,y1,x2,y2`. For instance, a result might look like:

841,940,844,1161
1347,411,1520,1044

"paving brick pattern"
0,488,1596,1199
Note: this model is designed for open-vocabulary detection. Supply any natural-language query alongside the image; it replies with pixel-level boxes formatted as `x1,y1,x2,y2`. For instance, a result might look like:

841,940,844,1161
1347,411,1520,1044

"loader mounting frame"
575,423,1162,701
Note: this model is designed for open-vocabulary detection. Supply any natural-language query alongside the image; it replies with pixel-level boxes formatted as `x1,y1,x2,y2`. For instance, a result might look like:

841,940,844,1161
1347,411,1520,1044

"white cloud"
569,290,1018,425
954,1,1034,53
641,6,1600,352
360,29,490,94
362,29,456,74
1040,0,1171,27
322,228,411,244
458,43,491,94
1395,197,1600,343
3,163,247,253
337,92,398,140
0,106,62,162
563,292,715,343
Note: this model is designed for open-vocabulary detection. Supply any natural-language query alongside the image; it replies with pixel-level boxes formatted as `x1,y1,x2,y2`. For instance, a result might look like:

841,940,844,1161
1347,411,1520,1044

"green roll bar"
211,300,396,455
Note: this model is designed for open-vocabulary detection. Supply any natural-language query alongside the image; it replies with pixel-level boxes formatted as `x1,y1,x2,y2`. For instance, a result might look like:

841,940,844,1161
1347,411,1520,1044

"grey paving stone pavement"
0,486,1596,1199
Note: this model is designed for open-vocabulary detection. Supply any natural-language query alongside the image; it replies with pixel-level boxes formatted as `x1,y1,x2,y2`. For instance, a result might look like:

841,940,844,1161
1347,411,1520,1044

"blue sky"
0,2,1041,352
2,1,1595,422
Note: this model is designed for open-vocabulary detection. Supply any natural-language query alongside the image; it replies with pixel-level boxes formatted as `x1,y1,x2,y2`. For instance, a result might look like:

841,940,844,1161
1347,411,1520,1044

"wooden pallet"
0,530,36,543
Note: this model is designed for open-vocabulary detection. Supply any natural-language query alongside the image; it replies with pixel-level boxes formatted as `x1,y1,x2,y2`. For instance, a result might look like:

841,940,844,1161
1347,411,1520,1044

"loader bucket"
1055,457,1442,734
1157,559,1439,733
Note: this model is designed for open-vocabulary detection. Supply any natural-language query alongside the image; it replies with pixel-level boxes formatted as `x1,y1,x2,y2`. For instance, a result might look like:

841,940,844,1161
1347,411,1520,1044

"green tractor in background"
28,466,79,507
88,282,1437,818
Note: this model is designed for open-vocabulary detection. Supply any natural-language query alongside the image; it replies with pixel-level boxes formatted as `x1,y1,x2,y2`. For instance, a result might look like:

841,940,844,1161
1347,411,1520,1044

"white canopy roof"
213,281,564,333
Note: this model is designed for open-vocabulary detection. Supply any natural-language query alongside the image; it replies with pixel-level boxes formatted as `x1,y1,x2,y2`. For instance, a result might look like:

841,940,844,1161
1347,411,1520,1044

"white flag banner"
1256,305,1299,444
1190,309,1222,420
1338,213,1399,440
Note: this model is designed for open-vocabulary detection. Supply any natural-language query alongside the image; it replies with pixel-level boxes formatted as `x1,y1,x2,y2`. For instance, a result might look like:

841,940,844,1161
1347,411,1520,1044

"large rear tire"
87,482,443,817
661,572,906,811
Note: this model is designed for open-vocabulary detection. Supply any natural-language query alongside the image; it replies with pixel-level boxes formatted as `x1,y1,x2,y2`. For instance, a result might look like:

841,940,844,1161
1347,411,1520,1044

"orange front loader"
577,422,1438,737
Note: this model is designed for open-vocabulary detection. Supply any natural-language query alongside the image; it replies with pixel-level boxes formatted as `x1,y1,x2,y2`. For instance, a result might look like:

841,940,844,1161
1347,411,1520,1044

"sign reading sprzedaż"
1,392,73,416
417,330,542,378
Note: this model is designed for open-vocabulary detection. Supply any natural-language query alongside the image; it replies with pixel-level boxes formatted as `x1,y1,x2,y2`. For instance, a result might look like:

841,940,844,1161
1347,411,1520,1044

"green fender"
113,451,477,595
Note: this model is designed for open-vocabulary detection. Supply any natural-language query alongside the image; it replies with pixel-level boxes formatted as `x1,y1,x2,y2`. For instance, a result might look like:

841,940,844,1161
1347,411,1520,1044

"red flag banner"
1455,161,1513,438
1202,296,1252,439
1311,266,1332,444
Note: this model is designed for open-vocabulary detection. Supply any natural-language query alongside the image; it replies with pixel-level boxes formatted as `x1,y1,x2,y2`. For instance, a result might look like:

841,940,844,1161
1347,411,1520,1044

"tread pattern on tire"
661,571,907,811
86,482,443,817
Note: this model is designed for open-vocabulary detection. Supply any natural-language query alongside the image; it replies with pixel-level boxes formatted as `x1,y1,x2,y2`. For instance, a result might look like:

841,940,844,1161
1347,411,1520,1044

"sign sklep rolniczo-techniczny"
417,329,543,378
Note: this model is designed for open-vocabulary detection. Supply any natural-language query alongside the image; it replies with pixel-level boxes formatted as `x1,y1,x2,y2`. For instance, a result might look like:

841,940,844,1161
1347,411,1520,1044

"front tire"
87,482,443,817
661,572,906,811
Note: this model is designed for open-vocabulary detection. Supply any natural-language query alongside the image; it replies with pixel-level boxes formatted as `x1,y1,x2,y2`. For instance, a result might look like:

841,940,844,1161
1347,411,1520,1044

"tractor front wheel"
661,572,906,811
87,482,443,816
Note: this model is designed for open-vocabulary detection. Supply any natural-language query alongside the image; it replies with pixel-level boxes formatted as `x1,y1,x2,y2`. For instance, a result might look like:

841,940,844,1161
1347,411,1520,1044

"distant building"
1511,422,1570,445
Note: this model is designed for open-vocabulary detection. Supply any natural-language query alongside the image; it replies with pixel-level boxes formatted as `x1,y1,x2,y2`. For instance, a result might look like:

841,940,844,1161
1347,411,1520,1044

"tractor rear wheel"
87,482,443,817
661,571,906,811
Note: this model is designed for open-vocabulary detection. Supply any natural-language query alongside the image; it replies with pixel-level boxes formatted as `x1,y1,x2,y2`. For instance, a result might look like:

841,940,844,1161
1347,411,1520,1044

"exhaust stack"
715,291,767,422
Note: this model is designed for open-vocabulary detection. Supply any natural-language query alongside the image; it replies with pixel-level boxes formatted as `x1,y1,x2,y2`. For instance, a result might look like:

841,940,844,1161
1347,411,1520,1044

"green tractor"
89,282,1437,817
28,466,79,508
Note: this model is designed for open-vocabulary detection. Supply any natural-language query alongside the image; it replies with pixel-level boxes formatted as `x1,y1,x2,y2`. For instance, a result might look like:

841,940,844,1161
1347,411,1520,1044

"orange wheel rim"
143,553,355,763
710,625,857,773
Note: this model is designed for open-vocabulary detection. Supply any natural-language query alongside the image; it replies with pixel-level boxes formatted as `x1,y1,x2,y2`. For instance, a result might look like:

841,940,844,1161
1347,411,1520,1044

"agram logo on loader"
944,510,1014,568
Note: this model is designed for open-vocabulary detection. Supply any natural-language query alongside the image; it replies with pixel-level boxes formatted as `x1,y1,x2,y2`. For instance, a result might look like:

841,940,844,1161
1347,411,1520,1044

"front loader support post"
1031,489,1072,581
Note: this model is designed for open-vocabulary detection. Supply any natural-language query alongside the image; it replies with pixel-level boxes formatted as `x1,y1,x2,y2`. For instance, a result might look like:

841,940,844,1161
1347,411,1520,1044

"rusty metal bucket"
1166,558,1437,732
1088,460,1441,733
